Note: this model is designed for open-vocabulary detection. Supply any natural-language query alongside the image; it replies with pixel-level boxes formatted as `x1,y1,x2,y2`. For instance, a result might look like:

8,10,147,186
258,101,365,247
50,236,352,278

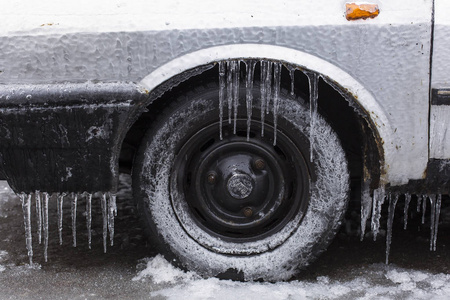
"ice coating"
57,193,66,245
227,61,234,125
429,194,441,252
307,72,319,163
43,192,49,262
108,193,117,246
287,65,295,96
260,61,268,136
101,193,107,253
17,191,116,264
233,61,240,134
403,193,411,230
264,62,273,117
371,186,385,241
417,194,422,213
386,193,399,264
245,60,256,141
86,193,92,249
217,59,284,144
272,62,281,145
384,193,443,263
218,61,226,140
422,195,427,224
35,191,42,244
360,181,372,241
20,193,33,265
71,193,78,247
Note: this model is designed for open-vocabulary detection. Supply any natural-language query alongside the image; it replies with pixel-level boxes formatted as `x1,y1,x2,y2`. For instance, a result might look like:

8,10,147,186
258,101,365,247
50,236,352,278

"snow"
133,255,199,284
135,255,450,300
0,250,7,273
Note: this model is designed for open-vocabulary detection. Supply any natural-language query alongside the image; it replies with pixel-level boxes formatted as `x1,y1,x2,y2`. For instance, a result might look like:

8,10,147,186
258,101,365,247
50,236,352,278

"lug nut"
207,172,217,184
254,159,265,170
243,207,253,218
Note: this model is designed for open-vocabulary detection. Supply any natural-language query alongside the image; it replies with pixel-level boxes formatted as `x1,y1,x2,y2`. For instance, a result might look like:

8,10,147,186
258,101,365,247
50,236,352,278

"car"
0,0,448,281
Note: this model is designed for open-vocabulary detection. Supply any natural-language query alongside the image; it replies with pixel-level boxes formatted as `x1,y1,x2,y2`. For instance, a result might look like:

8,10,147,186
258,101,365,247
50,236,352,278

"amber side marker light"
345,3,380,21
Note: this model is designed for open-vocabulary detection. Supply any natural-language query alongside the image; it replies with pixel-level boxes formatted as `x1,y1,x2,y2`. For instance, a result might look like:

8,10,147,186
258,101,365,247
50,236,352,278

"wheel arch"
122,44,387,190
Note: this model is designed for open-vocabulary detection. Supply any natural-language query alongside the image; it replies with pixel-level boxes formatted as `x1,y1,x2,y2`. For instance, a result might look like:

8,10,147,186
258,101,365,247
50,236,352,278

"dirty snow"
136,255,450,300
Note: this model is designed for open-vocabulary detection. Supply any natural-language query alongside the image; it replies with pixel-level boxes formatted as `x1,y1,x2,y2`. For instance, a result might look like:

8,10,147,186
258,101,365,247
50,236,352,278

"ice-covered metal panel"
430,105,450,159
0,0,433,186
0,0,432,35
430,0,450,160
431,0,450,89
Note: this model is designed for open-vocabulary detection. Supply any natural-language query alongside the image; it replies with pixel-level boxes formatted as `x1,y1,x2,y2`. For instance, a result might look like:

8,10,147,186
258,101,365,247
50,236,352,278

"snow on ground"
0,250,7,272
134,255,450,300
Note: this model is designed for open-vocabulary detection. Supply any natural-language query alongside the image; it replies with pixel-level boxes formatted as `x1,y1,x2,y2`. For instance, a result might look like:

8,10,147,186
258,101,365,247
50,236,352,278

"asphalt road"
1,175,450,299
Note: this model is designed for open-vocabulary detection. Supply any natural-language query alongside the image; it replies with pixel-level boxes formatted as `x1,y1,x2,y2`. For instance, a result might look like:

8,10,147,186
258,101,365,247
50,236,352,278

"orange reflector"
345,3,379,21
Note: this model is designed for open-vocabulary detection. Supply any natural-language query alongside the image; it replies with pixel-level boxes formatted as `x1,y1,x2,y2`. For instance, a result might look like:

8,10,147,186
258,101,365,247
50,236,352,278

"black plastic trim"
0,82,148,193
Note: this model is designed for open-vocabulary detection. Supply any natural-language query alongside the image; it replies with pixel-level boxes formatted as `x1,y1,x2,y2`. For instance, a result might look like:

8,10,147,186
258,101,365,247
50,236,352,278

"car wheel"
132,83,349,281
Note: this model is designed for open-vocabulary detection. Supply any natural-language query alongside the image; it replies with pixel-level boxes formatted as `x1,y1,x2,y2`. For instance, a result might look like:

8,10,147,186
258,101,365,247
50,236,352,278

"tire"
132,83,349,281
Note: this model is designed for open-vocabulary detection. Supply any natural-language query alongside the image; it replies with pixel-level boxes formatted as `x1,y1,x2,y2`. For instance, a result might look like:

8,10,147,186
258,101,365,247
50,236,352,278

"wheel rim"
171,118,310,249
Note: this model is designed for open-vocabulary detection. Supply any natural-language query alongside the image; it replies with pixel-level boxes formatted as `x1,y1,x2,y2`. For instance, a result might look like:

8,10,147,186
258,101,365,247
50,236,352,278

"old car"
0,0,448,281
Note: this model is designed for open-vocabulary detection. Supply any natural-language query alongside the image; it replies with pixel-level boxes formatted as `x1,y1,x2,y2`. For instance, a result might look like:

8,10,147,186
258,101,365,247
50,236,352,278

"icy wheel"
133,83,349,281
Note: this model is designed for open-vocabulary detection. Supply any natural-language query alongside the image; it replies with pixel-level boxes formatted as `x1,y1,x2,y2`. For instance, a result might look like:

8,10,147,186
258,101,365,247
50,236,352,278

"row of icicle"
217,60,319,160
19,192,117,265
361,187,443,264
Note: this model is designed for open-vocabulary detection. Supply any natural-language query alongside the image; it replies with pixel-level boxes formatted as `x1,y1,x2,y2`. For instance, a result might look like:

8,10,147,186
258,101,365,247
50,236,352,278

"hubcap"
227,173,254,200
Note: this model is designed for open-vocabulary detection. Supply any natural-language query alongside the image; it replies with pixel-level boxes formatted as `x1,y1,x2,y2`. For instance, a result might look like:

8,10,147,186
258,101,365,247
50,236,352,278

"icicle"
272,63,282,145
422,195,427,224
57,193,66,245
71,193,77,247
20,193,33,265
35,191,42,244
245,60,256,141
227,61,234,125
432,194,442,251
260,61,268,137
288,66,295,95
101,193,107,253
43,192,49,262
403,193,411,230
417,194,422,212
218,61,226,140
307,72,319,163
108,193,117,247
360,180,372,241
371,186,385,241
233,61,240,134
386,193,399,264
429,195,436,251
85,193,92,249
265,62,273,116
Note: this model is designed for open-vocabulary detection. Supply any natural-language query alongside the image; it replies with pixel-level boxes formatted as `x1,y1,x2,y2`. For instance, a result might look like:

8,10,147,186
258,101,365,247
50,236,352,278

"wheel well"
120,61,381,201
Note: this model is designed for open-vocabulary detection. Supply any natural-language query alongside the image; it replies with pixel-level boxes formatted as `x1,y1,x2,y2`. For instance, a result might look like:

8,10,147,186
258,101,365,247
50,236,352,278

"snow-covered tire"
133,84,349,281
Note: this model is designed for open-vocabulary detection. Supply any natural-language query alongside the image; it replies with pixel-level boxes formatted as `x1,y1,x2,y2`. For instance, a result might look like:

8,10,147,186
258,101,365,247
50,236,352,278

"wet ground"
1,175,450,299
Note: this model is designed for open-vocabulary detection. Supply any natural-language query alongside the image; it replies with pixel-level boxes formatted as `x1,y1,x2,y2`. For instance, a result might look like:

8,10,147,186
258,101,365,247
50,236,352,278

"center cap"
227,174,254,199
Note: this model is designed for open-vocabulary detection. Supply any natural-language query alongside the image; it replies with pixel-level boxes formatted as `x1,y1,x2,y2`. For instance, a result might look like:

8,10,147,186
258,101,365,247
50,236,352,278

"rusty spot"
40,23,58,27
345,3,379,21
